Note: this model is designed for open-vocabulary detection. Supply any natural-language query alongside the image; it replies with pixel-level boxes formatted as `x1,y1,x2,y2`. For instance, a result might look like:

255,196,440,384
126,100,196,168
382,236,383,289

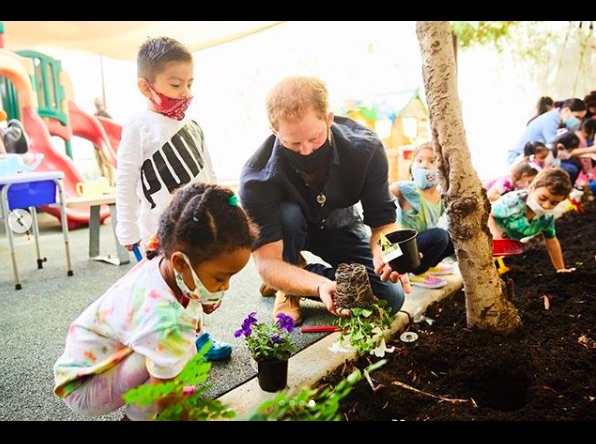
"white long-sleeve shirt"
115,110,217,247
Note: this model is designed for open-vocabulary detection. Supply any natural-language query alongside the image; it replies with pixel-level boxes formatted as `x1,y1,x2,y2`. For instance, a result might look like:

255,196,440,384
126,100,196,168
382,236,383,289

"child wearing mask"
523,141,558,171
488,167,576,273
54,183,259,421
389,142,455,289
552,131,582,185
574,118,596,179
115,36,229,361
507,98,586,165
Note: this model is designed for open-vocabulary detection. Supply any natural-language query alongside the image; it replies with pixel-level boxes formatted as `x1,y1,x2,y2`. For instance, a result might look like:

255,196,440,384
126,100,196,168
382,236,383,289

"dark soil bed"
319,193,596,421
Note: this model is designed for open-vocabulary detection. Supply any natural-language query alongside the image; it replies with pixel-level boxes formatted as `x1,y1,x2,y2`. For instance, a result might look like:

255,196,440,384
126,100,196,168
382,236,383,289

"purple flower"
233,327,248,338
234,311,296,361
234,311,259,338
276,313,295,333
271,333,283,344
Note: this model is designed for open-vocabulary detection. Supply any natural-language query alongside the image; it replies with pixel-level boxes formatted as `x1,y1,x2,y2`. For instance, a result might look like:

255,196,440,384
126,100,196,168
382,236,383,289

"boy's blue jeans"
278,202,405,315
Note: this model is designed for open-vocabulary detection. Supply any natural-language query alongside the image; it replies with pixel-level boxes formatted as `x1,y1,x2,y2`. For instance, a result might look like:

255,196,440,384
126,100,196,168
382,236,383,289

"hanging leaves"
451,21,519,51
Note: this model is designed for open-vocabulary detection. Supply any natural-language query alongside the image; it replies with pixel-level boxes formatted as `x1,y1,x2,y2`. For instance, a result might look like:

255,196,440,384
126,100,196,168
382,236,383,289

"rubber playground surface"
0,212,339,420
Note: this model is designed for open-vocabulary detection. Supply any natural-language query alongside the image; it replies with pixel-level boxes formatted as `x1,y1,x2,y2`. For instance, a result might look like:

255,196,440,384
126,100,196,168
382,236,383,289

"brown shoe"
259,282,278,297
273,291,303,326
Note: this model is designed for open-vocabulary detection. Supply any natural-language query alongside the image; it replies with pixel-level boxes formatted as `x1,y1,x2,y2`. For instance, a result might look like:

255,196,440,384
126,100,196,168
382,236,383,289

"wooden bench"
65,194,130,266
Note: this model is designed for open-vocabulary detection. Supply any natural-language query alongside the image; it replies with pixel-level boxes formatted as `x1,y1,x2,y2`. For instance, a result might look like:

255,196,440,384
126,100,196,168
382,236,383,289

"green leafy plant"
234,312,297,362
248,359,387,421
122,343,236,421
122,341,383,421
334,300,393,355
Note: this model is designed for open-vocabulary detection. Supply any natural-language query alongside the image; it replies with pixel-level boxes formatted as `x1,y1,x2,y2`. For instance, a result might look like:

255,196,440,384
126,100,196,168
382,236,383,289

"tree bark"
415,21,521,335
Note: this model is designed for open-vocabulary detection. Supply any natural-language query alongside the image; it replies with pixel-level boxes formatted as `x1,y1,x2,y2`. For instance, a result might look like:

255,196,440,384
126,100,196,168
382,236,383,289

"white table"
0,171,73,290
64,194,130,266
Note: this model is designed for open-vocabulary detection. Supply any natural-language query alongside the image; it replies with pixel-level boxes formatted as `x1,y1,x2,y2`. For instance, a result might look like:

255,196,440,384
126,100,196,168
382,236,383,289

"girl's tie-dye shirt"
395,181,443,233
53,256,203,398
491,189,556,240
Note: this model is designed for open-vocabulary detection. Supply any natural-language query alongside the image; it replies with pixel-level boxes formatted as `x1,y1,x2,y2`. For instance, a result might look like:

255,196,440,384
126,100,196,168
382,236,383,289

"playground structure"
0,46,122,229
339,88,430,183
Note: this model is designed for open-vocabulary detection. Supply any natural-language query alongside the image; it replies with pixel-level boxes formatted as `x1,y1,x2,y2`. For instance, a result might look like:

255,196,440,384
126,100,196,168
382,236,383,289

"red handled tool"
492,239,524,275
300,325,338,333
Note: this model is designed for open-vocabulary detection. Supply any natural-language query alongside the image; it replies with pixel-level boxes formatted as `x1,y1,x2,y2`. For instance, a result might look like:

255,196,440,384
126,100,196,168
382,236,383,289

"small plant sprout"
333,300,393,356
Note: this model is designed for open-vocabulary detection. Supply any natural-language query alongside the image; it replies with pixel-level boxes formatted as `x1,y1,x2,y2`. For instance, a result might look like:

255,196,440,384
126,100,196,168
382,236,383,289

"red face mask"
146,81,193,121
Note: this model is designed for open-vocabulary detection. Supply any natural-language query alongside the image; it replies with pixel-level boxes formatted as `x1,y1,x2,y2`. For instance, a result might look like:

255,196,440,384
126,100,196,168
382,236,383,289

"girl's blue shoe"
195,332,232,361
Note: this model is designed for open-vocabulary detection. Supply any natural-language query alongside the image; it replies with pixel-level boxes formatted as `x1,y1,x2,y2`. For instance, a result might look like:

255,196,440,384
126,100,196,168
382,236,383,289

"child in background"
552,131,581,185
54,183,259,421
389,142,455,289
574,118,596,180
484,158,539,202
93,97,112,119
115,36,228,361
584,91,596,119
524,141,558,171
507,97,586,165
488,167,576,273
576,117,596,148
0,111,29,155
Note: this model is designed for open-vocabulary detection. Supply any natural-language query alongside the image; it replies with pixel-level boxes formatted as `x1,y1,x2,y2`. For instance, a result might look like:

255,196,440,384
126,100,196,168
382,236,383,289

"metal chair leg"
29,207,47,269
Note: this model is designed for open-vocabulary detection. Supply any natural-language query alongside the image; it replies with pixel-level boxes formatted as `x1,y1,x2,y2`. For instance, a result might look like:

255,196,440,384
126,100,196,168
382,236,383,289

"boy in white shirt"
115,36,228,361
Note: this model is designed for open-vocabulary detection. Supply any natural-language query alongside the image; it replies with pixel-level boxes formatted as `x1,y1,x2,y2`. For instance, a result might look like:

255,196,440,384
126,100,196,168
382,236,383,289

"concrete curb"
217,266,463,419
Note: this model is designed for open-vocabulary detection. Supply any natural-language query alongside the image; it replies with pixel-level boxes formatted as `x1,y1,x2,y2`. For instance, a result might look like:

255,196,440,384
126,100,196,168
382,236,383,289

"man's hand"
374,258,412,294
318,281,351,317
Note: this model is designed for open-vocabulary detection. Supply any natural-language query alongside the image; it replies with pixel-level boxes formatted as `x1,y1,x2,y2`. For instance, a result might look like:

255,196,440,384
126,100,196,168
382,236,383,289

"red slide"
96,115,122,154
67,101,118,168
22,106,111,230
0,48,110,229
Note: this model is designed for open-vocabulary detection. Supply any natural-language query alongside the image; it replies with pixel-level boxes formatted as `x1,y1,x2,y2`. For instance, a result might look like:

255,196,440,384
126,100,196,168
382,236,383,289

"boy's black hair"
580,117,596,139
583,92,596,107
137,36,193,81
553,131,580,150
511,158,538,181
523,141,548,157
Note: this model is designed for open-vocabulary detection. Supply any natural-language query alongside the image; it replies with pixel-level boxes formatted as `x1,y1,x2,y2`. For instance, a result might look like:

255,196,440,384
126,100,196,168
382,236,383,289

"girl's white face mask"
174,253,224,303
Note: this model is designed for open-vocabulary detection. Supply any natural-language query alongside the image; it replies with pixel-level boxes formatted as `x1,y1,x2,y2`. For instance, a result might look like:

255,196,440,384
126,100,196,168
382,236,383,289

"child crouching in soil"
488,167,576,273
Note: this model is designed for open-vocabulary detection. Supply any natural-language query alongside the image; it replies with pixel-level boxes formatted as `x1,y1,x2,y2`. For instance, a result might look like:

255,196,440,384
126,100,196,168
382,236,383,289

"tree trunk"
415,21,521,335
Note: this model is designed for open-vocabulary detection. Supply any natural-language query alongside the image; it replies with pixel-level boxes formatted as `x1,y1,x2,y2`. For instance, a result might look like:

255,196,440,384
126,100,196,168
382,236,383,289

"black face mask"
281,142,332,174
